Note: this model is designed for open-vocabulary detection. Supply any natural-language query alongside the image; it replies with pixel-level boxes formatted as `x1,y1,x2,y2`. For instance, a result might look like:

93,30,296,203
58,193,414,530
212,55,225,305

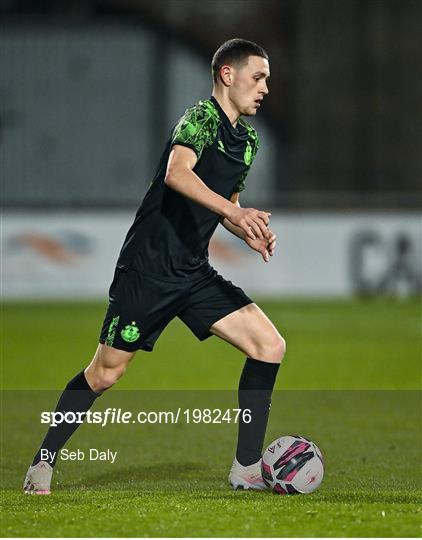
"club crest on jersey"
244,141,253,166
121,321,140,343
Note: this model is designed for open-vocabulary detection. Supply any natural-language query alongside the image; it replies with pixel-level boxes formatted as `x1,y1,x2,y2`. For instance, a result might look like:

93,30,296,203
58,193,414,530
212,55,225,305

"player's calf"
234,358,280,469
24,345,134,494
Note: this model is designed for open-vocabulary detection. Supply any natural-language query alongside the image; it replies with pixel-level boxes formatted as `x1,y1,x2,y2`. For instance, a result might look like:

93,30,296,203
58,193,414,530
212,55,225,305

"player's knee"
86,344,134,392
89,365,127,393
254,334,286,363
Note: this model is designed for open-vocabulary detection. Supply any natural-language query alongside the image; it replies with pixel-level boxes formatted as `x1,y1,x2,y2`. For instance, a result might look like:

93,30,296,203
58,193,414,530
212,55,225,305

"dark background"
1,0,421,209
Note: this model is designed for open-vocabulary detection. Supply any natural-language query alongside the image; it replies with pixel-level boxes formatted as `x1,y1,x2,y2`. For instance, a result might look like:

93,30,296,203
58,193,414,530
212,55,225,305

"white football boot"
23,461,53,495
228,457,267,490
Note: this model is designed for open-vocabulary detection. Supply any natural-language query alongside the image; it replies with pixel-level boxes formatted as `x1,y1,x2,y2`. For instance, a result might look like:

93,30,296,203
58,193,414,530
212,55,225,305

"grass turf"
2,298,420,390
1,298,421,537
2,490,421,537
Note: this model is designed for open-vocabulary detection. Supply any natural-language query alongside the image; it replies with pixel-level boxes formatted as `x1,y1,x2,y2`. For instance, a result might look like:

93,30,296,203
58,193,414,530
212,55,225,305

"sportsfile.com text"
41,408,252,427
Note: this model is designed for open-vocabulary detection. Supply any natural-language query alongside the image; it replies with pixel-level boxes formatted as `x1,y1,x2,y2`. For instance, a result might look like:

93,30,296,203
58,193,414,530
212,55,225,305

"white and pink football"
262,435,324,495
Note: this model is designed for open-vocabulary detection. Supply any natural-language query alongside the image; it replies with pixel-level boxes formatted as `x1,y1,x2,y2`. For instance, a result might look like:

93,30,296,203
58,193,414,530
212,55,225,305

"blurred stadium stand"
1,0,421,209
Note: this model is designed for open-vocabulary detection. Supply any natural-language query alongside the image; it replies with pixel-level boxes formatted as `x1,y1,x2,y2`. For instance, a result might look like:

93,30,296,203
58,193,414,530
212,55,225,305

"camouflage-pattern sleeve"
171,99,221,160
233,122,259,193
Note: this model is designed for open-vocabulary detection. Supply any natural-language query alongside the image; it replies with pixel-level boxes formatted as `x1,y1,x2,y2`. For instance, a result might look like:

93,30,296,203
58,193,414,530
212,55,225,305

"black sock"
236,357,280,466
32,370,101,467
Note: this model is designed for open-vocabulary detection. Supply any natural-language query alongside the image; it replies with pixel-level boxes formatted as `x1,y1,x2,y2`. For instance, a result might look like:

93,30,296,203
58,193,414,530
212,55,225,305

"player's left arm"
221,193,277,263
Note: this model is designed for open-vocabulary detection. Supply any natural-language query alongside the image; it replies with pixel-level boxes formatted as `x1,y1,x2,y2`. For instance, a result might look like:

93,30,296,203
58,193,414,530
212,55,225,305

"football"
261,435,324,495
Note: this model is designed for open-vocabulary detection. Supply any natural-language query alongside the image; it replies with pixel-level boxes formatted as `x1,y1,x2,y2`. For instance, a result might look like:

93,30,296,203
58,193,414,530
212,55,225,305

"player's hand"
245,229,277,262
227,206,271,240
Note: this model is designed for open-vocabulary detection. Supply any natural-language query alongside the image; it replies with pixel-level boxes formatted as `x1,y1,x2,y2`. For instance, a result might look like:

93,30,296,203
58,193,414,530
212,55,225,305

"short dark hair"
211,38,269,83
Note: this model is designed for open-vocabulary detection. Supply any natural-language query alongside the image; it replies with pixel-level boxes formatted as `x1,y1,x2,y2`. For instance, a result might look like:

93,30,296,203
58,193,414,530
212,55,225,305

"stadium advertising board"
2,212,421,298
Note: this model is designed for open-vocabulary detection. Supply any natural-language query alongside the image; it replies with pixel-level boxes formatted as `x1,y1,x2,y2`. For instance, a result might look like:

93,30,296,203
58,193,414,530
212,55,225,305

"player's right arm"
165,145,270,240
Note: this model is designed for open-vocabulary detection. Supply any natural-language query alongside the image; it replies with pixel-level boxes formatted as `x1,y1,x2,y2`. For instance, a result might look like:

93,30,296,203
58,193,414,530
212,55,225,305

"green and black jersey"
117,96,259,279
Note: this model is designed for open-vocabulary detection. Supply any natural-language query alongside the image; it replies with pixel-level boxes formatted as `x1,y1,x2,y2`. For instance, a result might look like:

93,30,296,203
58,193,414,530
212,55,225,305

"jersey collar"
210,96,240,133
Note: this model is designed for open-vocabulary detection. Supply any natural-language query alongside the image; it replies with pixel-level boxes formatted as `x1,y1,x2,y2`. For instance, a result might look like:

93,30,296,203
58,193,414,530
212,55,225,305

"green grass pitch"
1,298,421,537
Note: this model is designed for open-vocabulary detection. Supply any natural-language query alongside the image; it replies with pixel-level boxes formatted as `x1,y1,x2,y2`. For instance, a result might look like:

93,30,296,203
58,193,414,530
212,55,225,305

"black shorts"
99,263,253,352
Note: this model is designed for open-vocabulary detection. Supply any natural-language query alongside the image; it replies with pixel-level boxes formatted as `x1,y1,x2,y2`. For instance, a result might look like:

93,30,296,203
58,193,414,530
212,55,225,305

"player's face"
230,56,270,116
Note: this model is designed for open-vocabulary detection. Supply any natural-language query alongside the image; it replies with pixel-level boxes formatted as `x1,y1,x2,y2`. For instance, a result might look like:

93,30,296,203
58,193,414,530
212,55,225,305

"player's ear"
220,65,233,87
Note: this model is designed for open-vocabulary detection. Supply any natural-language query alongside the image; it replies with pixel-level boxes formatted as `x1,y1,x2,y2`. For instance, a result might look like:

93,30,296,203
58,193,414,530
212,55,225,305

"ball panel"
261,459,273,487
274,482,287,495
290,456,324,493
285,483,300,495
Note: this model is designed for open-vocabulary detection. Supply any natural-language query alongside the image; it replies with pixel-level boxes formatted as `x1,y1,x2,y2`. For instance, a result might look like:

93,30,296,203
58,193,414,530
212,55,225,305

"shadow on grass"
58,464,422,506
66,462,214,490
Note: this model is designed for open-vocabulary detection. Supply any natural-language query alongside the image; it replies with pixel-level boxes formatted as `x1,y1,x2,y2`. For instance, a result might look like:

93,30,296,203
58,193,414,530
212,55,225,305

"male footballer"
24,38,285,494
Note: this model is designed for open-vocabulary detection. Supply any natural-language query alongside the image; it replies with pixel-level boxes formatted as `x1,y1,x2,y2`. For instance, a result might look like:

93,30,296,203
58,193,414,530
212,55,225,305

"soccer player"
24,38,285,494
